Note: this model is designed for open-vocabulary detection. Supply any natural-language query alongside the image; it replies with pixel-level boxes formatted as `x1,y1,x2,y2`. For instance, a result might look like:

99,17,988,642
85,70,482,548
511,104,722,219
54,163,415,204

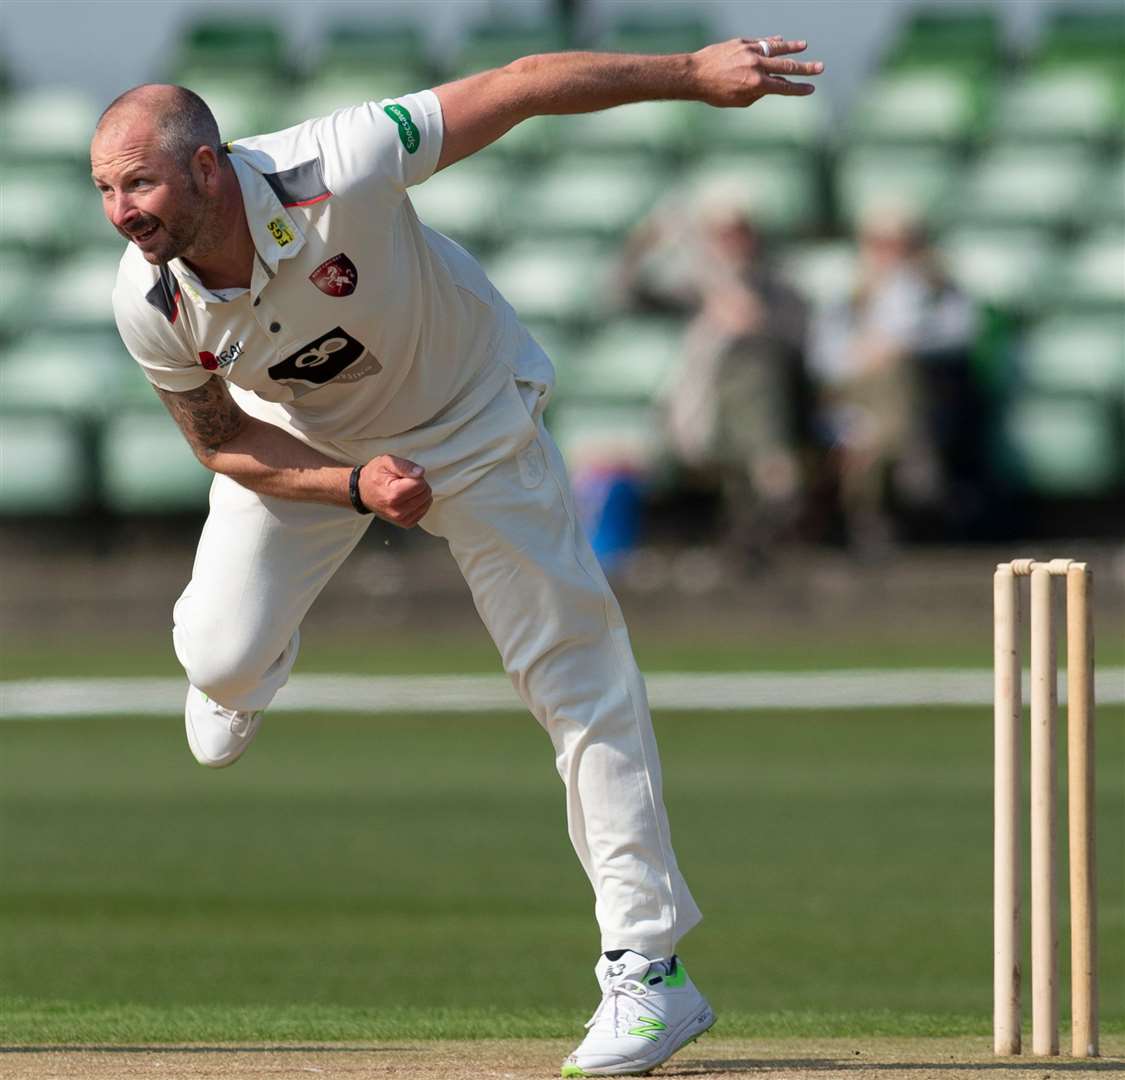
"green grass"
1,705,1121,1043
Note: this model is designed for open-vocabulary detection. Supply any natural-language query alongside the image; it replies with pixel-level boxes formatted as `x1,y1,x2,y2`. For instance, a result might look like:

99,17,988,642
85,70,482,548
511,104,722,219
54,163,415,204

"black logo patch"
268,326,365,387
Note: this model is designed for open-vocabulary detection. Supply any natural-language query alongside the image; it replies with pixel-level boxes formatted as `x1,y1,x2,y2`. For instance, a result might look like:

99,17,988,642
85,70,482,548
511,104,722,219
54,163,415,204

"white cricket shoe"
184,685,263,768
561,951,715,1077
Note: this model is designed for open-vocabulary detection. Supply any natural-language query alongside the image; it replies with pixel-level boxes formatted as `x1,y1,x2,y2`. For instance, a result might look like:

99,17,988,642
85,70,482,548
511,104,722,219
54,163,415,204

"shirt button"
269,321,281,333
253,297,261,307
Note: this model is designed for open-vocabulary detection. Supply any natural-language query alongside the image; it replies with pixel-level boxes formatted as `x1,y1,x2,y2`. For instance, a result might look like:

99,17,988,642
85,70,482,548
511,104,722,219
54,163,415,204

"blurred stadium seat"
100,413,212,512
598,12,713,55
991,70,1123,145
485,238,617,325
1020,313,1125,398
0,413,88,513
835,146,960,226
776,241,858,308
559,101,699,157
1004,396,1122,495
846,70,985,146
0,331,135,416
1053,229,1125,311
952,146,1098,229
684,150,823,235
555,318,681,403
507,154,666,238
452,22,568,78
0,87,98,161
700,91,829,152
408,158,515,250
939,226,1054,310
170,16,288,79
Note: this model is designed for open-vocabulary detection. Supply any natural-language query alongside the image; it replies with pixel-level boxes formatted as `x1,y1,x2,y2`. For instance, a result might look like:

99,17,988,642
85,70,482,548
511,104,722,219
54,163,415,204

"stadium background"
1,0,1123,1060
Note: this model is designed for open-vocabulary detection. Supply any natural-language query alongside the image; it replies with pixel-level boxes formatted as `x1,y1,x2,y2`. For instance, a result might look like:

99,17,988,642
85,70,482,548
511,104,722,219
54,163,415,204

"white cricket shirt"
112,91,554,494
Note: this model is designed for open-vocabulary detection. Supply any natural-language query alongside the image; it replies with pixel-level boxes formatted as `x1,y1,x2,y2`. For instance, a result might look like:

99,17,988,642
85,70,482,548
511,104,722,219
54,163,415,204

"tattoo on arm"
154,379,246,460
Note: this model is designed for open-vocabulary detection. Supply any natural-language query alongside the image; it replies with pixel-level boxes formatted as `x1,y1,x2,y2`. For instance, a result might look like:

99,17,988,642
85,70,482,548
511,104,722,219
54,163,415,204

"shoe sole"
561,1009,716,1076
184,709,257,769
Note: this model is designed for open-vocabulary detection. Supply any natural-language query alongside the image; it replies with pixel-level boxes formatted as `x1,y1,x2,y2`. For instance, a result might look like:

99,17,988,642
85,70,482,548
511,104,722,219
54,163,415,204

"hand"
357,455,432,527
691,37,824,106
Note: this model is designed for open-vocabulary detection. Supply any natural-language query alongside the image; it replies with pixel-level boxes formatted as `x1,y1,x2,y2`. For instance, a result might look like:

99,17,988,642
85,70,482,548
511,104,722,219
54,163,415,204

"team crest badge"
309,254,358,297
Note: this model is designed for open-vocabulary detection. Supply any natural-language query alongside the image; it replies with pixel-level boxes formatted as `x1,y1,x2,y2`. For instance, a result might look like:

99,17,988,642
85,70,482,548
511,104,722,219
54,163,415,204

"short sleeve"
112,273,210,395
315,89,444,196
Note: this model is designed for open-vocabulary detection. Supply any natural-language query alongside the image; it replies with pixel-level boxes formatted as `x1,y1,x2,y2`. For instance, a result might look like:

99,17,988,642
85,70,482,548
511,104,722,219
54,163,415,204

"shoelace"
214,705,258,736
584,979,650,1035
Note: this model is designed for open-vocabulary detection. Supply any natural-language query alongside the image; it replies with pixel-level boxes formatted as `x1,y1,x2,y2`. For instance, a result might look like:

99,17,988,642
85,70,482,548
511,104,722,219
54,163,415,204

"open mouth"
132,223,159,244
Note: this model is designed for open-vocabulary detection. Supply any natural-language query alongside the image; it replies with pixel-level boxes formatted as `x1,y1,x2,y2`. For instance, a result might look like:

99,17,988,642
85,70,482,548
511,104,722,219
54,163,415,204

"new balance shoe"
184,685,263,768
561,950,715,1077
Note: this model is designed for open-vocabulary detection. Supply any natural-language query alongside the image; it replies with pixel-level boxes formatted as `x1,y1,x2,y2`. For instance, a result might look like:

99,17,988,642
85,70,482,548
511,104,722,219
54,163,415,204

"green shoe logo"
628,1016,667,1042
383,103,420,153
662,962,687,988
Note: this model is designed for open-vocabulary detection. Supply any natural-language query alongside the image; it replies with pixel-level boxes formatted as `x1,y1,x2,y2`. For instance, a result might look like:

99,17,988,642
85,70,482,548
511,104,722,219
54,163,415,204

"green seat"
284,69,432,127
1033,9,1125,69
178,73,289,141
0,331,136,417
938,227,1054,310
558,100,700,156
1021,314,1125,398
847,70,983,145
700,91,829,152
0,251,43,337
100,413,213,512
991,70,1122,144
475,113,564,161
836,146,961,227
452,24,569,77
319,19,430,71
0,164,94,251
559,319,681,404
1053,230,1125,311
886,8,1001,68
0,414,88,513
172,16,288,78
408,157,513,247
0,88,98,161
684,150,822,235
1084,156,1125,228
548,401,665,471
776,241,858,308
1004,396,1122,495
508,155,666,239
486,239,617,326
599,13,713,55
953,147,1097,229
43,250,122,330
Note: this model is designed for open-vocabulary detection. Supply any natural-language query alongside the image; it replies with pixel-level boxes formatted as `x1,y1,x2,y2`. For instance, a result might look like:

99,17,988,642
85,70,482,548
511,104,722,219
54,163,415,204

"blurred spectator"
808,208,979,553
619,197,812,565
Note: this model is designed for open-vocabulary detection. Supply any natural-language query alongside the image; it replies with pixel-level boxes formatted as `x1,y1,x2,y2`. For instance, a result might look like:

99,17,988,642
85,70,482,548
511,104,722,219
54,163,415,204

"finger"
742,37,807,57
760,56,824,77
398,495,433,528
379,455,425,478
757,76,817,96
393,483,432,512
387,477,430,502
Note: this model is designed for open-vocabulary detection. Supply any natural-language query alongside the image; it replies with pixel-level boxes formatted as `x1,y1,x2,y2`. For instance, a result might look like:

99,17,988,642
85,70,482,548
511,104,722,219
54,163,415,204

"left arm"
433,37,824,170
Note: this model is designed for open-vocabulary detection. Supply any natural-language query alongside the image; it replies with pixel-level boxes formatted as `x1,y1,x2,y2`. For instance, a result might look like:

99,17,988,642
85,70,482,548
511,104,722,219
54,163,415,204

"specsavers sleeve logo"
382,103,420,154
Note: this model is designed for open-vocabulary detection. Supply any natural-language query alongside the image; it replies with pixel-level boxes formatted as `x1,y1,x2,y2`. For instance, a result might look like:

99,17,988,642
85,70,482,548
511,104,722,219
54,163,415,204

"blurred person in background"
807,207,978,554
619,196,811,567
90,35,824,1079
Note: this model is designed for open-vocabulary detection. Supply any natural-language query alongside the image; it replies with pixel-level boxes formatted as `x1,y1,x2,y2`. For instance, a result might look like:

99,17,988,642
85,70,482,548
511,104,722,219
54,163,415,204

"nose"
107,191,138,230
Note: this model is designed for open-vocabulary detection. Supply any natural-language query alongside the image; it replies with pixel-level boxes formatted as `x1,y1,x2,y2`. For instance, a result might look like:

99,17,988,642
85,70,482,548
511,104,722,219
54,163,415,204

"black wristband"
348,464,372,514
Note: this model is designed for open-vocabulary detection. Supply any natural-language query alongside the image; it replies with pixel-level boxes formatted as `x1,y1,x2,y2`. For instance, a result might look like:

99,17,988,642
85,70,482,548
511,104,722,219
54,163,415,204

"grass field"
2,681,1121,1047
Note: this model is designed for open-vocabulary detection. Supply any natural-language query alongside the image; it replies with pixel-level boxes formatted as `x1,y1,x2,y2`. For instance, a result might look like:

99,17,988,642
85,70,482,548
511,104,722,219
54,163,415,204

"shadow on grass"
669,1059,1123,1074
0,1046,414,1054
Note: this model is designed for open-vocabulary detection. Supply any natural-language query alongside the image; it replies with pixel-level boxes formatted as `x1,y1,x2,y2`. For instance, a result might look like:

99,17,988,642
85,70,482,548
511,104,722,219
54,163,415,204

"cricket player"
91,36,822,1076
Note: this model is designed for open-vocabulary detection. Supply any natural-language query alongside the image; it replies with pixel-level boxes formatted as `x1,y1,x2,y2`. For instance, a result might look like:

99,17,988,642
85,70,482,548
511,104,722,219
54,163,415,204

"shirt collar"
167,150,306,308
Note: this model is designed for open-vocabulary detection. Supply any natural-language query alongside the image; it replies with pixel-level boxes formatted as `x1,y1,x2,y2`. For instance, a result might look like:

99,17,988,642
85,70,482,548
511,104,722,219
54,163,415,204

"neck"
181,165,255,291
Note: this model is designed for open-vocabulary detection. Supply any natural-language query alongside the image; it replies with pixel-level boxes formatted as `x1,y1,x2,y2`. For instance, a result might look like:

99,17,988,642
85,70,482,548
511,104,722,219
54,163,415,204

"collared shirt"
111,91,554,490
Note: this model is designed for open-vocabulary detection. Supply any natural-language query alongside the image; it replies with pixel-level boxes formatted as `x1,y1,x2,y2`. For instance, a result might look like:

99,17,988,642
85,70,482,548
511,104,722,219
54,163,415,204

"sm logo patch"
268,326,379,390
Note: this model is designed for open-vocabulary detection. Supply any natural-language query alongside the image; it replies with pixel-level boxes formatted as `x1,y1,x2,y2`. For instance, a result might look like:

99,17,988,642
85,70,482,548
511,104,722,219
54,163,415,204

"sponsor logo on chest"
199,340,246,371
267,326,381,395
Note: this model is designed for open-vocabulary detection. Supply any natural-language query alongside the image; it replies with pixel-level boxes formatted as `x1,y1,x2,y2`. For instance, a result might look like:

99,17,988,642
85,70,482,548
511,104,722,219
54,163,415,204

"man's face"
90,120,209,265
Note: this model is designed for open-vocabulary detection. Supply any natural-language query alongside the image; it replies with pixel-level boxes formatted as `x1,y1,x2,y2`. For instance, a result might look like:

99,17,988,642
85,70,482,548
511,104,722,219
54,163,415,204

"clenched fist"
356,455,432,528
691,37,824,107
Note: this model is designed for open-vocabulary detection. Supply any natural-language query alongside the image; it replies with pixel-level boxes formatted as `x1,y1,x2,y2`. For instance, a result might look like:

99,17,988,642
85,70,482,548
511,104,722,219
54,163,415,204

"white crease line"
1,669,1122,719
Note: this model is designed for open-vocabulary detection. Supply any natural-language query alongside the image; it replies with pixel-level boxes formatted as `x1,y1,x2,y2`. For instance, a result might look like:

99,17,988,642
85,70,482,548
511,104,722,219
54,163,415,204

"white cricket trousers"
172,415,702,958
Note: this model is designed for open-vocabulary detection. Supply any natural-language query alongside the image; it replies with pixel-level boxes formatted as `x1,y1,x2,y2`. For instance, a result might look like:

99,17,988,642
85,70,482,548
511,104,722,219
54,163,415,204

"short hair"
98,84,222,173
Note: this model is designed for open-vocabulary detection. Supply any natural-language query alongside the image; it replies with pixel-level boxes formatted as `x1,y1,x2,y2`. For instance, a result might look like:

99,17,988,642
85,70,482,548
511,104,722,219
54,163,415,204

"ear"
192,144,223,193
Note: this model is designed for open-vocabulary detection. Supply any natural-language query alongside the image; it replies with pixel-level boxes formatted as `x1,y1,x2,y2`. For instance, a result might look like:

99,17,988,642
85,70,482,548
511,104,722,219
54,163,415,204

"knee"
173,620,290,706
